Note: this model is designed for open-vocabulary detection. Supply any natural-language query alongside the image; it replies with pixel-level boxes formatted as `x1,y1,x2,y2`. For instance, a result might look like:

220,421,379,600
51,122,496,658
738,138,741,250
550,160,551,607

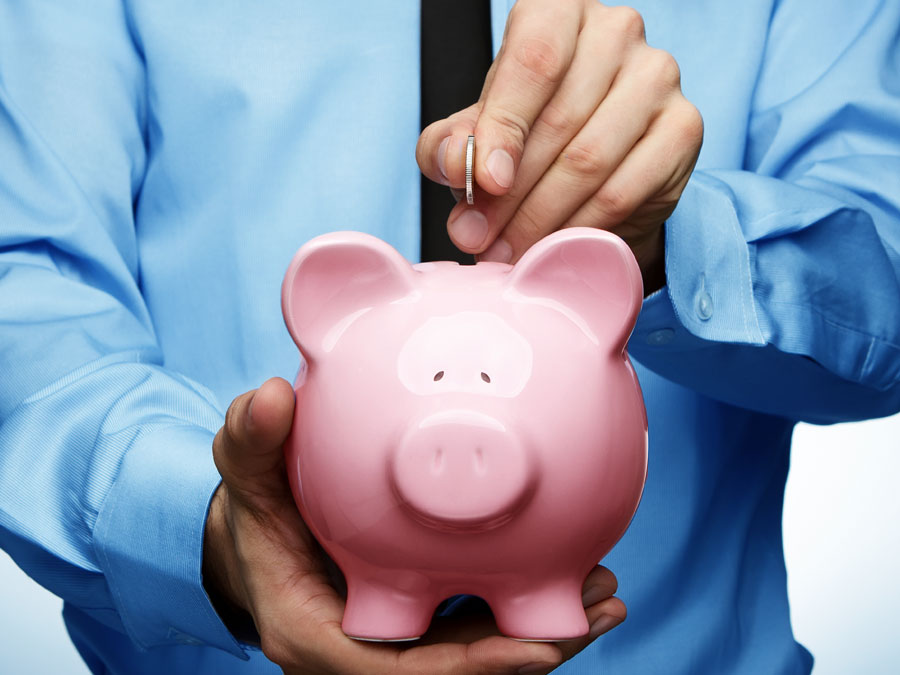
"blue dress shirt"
1,1,898,673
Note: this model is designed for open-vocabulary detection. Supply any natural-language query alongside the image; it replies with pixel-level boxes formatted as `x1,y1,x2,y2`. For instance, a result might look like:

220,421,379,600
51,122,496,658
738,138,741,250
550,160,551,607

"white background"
1,414,898,674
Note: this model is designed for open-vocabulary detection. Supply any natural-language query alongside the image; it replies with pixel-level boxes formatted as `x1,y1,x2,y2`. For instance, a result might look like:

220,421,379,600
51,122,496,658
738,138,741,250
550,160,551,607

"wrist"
203,485,260,644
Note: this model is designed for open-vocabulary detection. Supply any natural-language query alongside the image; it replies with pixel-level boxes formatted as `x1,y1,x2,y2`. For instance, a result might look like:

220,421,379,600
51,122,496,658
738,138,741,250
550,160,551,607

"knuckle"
507,0,524,26
608,5,645,39
513,35,566,87
584,0,603,20
591,184,633,223
534,99,578,139
647,48,681,87
486,108,531,149
559,141,609,180
679,101,704,145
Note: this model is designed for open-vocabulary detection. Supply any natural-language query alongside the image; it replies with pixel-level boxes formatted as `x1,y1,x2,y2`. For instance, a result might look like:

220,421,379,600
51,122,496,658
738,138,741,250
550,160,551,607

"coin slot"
433,371,444,382
481,372,491,383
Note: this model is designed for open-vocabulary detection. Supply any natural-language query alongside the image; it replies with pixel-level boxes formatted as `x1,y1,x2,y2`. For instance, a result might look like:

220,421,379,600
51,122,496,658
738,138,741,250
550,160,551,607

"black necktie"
420,1,493,263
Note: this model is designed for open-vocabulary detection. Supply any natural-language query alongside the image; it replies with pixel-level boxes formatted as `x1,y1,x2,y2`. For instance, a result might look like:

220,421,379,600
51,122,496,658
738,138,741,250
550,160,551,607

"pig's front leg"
342,579,437,641
490,580,589,641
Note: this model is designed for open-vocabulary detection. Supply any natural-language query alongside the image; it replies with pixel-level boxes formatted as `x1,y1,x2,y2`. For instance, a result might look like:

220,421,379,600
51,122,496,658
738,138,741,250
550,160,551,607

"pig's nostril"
481,372,491,383
432,447,444,474
474,446,485,474
433,371,444,381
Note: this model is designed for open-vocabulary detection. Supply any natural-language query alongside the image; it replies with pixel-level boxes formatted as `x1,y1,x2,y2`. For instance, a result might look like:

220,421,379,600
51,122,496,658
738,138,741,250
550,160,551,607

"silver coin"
465,135,475,205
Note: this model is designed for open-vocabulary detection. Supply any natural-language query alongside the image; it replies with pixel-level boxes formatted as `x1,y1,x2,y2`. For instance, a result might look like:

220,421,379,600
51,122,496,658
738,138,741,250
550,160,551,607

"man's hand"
203,377,627,674
416,0,703,294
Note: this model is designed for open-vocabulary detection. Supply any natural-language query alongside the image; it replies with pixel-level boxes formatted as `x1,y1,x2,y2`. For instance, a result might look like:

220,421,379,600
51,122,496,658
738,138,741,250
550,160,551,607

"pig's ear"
282,231,416,358
505,228,643,353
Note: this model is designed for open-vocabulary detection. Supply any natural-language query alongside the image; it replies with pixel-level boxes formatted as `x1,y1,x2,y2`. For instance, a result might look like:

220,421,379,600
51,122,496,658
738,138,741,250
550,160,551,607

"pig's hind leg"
489,580,589,641
342,579,436,641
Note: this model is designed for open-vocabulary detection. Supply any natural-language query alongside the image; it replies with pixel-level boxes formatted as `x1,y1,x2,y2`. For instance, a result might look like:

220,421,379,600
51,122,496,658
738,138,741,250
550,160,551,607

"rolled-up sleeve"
630,0,900,424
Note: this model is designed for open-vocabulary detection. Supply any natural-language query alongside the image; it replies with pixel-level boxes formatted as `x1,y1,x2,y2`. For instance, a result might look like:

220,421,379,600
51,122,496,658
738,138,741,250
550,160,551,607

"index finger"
474,0,583,195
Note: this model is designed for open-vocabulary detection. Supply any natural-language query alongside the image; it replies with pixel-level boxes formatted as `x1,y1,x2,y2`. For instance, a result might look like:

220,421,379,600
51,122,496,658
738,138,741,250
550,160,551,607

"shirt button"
695,290,713,320
646,328,675,346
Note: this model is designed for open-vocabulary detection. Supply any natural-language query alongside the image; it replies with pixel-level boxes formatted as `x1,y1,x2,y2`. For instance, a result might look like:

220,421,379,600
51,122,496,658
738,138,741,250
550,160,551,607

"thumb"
213,377,296,504
416,102,482,188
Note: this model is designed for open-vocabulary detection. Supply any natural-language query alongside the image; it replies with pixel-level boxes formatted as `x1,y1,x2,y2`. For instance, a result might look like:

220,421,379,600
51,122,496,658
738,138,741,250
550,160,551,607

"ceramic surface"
281,228,648,641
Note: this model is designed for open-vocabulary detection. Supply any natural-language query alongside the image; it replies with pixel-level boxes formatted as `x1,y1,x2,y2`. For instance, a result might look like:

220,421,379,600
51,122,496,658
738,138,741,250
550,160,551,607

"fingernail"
437,136,451,185
487,148,515,188
589,613,623,639
480,237,512,263
518,663,556,675
581,585,609,608
247,393,256,425
450,187,465,203
448,209,488,250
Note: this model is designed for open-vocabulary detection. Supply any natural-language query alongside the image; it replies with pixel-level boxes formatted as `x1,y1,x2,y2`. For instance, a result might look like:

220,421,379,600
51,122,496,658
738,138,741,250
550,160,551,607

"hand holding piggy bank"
281,227,648,642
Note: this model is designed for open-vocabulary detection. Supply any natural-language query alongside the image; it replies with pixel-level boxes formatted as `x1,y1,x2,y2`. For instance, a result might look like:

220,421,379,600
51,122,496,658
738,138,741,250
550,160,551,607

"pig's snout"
390,411,535,531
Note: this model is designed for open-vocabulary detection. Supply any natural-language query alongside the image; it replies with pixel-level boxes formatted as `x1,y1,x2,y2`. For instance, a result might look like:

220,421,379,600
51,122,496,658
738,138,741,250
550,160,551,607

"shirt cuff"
92,424,247,659
632,173,766,353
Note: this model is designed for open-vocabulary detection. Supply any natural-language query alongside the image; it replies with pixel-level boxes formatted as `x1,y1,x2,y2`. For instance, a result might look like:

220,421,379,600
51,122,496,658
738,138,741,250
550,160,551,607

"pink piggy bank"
281,227,647,641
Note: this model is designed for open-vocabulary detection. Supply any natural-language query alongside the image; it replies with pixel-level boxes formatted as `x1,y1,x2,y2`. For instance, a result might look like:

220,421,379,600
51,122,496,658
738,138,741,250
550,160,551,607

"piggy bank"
281,227,647,641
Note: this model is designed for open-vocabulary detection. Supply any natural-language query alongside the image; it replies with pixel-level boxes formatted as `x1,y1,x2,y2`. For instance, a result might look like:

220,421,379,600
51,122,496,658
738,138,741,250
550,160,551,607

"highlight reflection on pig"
281,228,647,641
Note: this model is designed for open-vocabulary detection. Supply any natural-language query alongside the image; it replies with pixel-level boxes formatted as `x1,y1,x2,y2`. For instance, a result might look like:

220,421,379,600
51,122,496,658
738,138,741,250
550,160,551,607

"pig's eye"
481,372,491,383
433,371,444,381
